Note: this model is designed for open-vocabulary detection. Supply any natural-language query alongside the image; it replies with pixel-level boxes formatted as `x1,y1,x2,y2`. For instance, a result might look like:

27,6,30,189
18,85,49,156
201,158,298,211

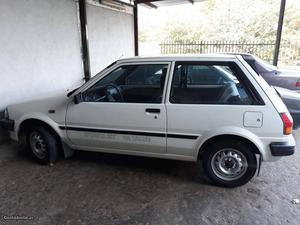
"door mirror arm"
74,93,83,104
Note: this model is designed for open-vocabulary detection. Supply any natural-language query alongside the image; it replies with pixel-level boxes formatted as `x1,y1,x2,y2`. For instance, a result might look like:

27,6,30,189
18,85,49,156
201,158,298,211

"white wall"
86,2,134,76
0,0,84,110
0,0,135,142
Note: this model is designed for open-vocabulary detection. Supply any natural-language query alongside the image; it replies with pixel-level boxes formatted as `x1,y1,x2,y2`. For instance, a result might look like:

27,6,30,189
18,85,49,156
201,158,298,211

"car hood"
7,90,70,123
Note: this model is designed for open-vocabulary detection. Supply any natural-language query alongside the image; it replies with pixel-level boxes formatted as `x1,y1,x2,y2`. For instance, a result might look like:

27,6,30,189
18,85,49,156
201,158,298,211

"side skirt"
66,144,197,162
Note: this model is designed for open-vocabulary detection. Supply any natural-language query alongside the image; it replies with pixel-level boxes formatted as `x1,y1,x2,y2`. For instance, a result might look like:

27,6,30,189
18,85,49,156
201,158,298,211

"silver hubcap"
211,148,248,181
29,131,47,159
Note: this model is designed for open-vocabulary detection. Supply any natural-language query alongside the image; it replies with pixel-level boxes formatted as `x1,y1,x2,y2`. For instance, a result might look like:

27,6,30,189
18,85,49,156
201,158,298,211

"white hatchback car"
0,55,295,187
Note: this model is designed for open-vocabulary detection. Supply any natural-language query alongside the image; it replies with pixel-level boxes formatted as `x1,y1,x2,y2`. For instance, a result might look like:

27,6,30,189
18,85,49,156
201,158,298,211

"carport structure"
135,0,286,61
78,0,207,81
79,0,287,80
132,0,206,56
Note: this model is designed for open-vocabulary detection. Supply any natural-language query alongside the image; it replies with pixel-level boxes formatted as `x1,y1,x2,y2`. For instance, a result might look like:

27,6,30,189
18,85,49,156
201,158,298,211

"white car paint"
5,55,295,162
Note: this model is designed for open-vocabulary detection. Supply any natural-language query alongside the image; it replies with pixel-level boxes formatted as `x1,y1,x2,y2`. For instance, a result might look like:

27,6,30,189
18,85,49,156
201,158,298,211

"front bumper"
270,142,295,156
0,118,15,131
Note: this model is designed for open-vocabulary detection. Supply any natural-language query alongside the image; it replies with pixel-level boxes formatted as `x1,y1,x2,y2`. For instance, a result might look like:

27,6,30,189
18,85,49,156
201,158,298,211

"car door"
65,62,170,154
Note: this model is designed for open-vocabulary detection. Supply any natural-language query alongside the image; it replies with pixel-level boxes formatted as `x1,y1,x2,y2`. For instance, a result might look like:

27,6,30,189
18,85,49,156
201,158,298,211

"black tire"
27,126,59,165
202,140,257,188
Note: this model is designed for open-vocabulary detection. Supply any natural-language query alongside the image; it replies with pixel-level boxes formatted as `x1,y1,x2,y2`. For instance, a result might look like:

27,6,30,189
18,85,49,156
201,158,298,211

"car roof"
225,53,255,59
117,54,238,63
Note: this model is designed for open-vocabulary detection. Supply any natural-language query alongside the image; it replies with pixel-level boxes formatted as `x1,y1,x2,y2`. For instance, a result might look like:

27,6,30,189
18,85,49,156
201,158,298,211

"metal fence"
277,41,300,66
160,40,300,66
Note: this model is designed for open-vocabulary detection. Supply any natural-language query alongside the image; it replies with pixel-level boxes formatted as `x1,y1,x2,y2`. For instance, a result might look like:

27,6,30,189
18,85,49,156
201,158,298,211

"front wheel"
27,126,59,164
202,140,257,187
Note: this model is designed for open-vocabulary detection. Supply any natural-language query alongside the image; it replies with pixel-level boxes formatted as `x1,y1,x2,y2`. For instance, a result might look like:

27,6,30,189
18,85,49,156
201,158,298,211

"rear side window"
170,62,260,105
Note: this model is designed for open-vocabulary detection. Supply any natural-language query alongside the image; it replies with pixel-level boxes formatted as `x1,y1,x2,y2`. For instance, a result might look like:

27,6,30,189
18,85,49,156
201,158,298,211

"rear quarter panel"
165,57,288,161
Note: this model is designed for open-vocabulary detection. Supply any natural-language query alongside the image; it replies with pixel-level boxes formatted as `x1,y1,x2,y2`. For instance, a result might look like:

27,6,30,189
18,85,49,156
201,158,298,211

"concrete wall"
0,0,135,143
0,0,84,111
86,2,134,76
0,0,84,143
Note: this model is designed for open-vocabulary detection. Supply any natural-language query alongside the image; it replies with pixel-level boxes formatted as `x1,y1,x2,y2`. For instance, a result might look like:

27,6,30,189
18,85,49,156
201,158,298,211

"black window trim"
82,62,171,104
169,61,265,105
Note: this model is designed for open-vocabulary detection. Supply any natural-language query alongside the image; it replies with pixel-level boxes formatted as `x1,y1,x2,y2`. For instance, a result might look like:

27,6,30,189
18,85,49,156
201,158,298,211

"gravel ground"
0,131,300,225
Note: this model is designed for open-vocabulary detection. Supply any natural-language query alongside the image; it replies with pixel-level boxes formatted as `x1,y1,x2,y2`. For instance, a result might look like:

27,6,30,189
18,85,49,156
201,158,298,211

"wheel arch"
18,118,62,146
17,115,73,159
198,134,261,159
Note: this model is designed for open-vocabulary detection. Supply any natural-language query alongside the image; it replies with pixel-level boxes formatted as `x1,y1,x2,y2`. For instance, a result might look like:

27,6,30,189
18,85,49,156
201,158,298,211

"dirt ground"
0,130,300,225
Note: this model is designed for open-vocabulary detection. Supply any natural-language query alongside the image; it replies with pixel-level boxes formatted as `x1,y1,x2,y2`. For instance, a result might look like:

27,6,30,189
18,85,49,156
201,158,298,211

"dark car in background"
273,86,300,127
235,53,300,121
239,53,300,92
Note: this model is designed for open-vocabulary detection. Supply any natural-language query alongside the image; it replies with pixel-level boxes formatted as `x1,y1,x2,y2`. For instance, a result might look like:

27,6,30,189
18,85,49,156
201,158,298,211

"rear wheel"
202,140,257,187
27,126,59,164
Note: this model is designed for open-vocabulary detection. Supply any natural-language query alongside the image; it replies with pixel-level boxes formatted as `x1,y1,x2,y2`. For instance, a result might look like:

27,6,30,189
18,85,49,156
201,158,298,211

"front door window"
83,64,169,104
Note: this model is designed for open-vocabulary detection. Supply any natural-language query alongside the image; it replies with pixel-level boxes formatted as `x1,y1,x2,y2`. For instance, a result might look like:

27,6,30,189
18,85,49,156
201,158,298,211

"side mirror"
74,93,83,104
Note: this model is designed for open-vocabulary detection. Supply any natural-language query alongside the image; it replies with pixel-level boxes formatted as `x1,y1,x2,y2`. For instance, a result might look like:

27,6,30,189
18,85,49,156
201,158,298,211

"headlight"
4,108,9,119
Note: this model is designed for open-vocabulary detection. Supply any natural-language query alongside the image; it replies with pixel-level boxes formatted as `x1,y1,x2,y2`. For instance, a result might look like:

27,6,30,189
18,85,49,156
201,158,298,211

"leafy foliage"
139,0,300,65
